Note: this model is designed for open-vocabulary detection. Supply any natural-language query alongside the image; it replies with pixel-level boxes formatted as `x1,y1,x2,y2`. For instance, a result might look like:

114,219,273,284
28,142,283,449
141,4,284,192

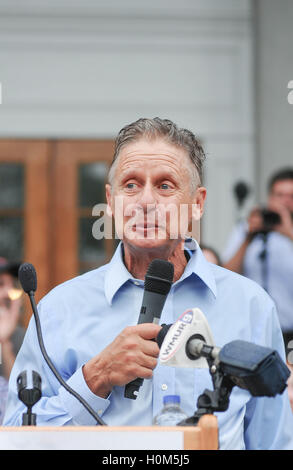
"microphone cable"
19,263,107,426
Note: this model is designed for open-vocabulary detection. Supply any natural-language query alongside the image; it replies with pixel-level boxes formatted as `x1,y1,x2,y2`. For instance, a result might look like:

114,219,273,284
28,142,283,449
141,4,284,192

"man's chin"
123,231,172,251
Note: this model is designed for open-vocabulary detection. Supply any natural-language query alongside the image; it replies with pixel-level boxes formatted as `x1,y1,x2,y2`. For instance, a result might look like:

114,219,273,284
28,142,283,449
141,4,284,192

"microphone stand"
178,350,234,426
17,370,42,426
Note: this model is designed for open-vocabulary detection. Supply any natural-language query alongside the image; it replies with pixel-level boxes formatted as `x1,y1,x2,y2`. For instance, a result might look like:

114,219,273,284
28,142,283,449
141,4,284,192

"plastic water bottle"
153,395,188,426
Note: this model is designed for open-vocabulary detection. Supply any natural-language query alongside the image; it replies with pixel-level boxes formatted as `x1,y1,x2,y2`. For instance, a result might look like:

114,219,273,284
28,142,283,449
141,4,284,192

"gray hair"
108,117,205,192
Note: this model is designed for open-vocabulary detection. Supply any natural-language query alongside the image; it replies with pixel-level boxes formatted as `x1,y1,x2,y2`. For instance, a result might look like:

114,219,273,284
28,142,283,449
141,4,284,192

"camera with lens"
259,208,281,233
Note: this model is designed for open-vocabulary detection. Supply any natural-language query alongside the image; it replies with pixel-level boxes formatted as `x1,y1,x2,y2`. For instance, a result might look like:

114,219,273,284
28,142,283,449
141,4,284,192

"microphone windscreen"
144,259,174,295
18,263,37,293
156,323,172,348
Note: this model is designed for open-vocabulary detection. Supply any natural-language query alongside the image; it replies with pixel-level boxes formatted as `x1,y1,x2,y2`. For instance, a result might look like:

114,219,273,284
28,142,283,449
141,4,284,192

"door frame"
52,139,115,287
0,140,51,326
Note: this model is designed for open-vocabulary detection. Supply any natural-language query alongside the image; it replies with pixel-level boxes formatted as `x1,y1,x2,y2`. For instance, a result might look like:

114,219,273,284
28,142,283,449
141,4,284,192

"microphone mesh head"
144,259,174,295
18,263,37,293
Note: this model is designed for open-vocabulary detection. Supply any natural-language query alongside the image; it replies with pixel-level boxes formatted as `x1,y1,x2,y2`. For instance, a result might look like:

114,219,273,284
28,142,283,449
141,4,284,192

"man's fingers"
134,323,162,340
141,338,160,357
84,323,163,395
136,350,158,369
122,324,161,356
134,365,156,380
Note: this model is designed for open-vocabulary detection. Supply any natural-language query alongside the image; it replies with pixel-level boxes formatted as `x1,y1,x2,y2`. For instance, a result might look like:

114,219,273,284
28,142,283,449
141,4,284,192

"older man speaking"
4,118,293,450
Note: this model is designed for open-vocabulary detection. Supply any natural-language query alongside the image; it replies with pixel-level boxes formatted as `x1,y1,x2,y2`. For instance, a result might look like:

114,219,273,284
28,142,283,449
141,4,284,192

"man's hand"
268,201,293,241
82,323,161,398
246,207,264,239
223,207,264,274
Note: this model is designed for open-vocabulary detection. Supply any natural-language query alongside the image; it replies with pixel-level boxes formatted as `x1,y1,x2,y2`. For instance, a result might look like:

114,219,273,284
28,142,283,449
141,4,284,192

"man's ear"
105,184,113,217
187,186,207,240
194,186,207,218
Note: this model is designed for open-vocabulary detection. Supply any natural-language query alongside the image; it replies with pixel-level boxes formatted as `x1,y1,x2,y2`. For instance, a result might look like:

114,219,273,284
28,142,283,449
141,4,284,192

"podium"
0,415,218,450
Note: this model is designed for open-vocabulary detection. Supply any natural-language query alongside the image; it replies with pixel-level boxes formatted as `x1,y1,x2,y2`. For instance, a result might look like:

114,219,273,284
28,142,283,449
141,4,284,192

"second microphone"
124,258,174,399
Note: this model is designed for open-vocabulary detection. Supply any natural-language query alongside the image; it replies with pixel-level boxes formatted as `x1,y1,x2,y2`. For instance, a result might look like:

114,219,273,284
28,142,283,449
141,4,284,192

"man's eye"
160,183,170,190
126,182,137,189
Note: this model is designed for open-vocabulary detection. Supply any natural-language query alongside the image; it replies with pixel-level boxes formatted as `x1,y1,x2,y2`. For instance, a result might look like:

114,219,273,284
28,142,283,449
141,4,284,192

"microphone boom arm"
179,339,235,426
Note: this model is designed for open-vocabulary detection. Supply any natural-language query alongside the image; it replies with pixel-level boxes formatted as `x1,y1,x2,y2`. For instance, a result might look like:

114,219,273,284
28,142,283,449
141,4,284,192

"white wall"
0,0,255,254
255,0,293,203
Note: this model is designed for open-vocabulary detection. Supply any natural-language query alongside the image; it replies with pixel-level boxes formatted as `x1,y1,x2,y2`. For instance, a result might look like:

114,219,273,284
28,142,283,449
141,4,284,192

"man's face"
106,138,206,251
268,179,293,214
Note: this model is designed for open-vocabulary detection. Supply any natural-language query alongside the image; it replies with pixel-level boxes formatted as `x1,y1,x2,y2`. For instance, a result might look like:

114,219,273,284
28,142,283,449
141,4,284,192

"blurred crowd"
0,259,25,424
220,168,293,413
0,167,293,424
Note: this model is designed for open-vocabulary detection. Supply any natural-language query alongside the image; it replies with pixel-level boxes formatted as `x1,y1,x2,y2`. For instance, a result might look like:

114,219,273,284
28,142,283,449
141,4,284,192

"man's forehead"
117,138,189,167
271,179,293,193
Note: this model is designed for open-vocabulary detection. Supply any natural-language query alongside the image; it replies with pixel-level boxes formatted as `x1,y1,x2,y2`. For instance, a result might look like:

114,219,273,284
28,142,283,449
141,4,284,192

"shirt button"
161,384,168,391
98,409,103,415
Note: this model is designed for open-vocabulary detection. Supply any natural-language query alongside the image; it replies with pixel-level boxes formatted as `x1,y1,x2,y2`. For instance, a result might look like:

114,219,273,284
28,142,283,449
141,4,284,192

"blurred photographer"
222,168,293,355
0,258,25,380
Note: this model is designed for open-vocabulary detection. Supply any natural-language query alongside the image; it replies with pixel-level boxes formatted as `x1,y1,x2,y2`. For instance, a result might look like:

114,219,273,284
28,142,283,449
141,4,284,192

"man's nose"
138,183,157,208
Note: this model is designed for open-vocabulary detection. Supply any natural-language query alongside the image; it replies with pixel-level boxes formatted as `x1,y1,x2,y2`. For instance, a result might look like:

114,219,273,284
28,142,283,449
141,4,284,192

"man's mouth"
135,224,159,230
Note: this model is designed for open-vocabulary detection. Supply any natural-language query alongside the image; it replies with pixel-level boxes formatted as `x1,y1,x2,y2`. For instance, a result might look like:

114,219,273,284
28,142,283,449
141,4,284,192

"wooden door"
0,139,115,326
51,140,115,287
0,140,51,324
0,140,50,297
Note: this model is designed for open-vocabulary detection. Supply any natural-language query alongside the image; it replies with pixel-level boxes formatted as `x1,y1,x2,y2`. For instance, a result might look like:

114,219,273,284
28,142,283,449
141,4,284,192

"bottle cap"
163,395,180,405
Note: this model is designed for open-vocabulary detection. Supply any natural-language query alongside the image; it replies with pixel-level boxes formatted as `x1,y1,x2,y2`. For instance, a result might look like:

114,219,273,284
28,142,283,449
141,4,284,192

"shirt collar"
104,243,133,305
178,238,217,298
104,239,217,305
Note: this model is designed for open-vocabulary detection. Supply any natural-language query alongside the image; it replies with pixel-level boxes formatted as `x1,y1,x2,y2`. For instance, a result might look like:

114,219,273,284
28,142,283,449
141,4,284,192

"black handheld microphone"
124,259,174,399
18,263,107,426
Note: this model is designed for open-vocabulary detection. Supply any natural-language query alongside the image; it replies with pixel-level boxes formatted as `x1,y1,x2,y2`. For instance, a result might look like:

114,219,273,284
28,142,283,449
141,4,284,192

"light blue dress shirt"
222,221,293,332
3,240,293,449
0,376,8,425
